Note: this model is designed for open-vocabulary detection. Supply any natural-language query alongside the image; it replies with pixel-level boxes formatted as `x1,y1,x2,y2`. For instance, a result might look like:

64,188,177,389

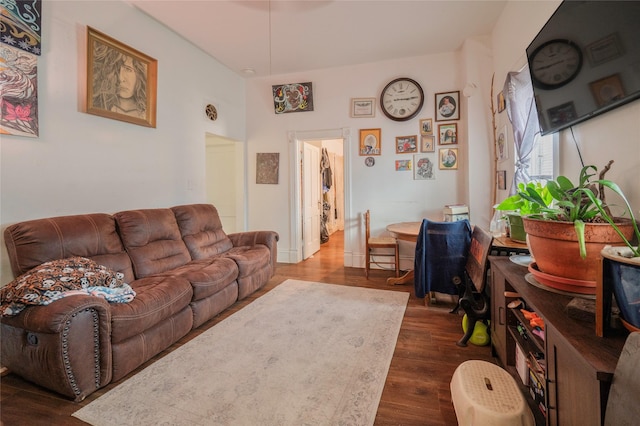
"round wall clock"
380,77,424,121
529,39,583,90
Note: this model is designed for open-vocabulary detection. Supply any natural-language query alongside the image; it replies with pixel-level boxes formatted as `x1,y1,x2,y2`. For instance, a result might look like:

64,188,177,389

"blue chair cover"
414,219,472,298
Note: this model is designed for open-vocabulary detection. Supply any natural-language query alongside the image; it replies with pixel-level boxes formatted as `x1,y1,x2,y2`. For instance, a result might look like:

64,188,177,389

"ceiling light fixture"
242,68,256,75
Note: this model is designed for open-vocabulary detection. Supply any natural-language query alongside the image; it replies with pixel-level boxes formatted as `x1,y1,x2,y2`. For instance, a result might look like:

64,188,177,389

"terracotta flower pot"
523,217,634,282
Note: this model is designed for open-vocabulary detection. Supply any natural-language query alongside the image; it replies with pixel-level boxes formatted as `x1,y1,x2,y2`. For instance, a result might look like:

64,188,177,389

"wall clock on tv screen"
529,39,583,90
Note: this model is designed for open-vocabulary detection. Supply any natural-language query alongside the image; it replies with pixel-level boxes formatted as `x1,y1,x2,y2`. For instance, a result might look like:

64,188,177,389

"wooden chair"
364,210,399,279
454,226,494,347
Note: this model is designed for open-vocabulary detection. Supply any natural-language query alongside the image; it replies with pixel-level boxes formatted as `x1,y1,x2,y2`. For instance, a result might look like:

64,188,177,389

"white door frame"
288,128,352,265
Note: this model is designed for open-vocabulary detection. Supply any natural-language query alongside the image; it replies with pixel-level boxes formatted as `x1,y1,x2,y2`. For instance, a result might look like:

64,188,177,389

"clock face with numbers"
380,78,424,121
530,39,583,90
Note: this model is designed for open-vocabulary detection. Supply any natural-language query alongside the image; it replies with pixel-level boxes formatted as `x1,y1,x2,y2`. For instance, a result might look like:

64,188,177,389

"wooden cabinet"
489,257,626,426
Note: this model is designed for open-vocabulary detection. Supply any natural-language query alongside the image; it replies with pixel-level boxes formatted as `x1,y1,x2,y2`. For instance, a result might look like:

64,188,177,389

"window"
504,65,556,192
528,132,557,183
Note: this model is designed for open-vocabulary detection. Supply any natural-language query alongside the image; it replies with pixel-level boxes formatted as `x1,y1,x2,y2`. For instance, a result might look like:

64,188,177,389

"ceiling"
129,0,507,78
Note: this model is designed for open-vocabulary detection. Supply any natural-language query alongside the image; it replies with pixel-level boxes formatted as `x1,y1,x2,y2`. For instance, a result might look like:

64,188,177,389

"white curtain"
504,66,540,194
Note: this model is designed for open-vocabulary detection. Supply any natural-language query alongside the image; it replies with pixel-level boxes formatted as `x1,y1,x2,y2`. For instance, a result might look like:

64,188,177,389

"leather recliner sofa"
1,203,278,401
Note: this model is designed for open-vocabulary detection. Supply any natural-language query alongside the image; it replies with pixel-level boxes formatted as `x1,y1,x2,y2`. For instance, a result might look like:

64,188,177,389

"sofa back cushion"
3,214,135,283
114,208,191,278
171,204,233,259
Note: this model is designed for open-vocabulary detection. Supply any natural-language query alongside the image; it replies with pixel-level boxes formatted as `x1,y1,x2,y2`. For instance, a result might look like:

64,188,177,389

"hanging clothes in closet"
320,147,332,243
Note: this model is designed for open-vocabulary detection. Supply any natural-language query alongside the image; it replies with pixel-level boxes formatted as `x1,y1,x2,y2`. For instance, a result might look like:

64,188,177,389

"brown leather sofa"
1,204,278,401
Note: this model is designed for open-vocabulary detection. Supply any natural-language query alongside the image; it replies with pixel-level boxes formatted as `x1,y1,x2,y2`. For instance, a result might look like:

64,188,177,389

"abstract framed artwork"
435,91,460,121
1,0,42,55
86,27,158,128
273,82,314,114
256,153,280,184
0,45,39,137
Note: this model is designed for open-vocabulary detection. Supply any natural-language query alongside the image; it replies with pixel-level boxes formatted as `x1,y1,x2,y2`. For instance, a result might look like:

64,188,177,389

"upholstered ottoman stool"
450,360,534,426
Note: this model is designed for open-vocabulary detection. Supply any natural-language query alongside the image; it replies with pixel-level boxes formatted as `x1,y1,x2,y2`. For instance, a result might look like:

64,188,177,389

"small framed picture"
413,154,435,180
438,123,457,145
547,102,577,128
420,135,435,152
435,91,460,121
497,125,509,162
396,135,417,154
586,33,623,66
497,91,506,113
272,82,314,114
419,118,433,135
589,74,625,107
359,128,381,156
439,148,458,170
497,170,507,190
395,159,412,171
350,97,376,118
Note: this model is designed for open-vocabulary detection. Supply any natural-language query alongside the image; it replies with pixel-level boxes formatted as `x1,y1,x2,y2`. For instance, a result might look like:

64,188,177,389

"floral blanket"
1,257,136,317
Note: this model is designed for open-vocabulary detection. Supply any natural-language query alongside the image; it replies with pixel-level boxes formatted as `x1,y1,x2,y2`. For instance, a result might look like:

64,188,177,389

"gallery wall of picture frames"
352,81,461,179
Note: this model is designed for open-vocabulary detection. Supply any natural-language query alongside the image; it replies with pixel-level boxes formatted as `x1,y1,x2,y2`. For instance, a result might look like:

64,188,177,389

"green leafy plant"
518,164,639,258
495,181,552,215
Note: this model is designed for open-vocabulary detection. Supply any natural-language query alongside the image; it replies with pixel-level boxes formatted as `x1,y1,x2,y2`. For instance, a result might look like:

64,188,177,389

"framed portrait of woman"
86,27,157,127
438,123,458,145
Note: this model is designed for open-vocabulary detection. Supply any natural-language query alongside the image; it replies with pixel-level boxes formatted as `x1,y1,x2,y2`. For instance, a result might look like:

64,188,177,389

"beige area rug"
73,280,409,426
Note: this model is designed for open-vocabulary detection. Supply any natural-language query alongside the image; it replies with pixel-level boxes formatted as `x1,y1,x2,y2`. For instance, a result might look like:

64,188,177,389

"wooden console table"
489,256,626,425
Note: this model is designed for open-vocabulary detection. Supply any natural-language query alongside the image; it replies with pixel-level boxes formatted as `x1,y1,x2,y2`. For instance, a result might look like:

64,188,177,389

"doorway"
205,133,246,233
289,128,351,265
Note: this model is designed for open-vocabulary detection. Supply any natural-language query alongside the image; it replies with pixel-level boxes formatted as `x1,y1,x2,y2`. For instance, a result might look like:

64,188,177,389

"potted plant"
495,182,552,243
589,176,640,330
517,162,635,286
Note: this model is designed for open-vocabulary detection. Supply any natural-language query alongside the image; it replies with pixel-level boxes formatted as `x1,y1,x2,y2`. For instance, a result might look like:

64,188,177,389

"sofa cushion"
3,213,135,283
225,245,271,277
114,208,191,278
171,204,234,259
166,257,239,301
110,275,192,344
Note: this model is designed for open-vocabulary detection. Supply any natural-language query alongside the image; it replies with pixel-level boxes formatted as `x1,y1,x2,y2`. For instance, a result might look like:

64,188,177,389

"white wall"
245,47,494,266
3,1,637,283
491,1,640,217
0,1,246,284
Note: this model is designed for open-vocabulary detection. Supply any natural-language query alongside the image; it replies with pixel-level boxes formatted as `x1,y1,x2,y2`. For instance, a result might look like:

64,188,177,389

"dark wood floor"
0,231,495,425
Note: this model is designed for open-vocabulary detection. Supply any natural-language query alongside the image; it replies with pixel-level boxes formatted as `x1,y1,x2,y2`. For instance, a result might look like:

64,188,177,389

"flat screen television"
527,1,640,135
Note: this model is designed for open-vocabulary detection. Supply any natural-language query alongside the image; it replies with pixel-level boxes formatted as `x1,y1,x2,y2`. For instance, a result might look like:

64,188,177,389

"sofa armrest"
228,230,279,268
1,295,112,401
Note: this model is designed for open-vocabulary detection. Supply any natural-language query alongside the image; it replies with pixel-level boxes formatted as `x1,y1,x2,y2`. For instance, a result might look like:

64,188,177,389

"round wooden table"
386,222,421,243
385,222,422,285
